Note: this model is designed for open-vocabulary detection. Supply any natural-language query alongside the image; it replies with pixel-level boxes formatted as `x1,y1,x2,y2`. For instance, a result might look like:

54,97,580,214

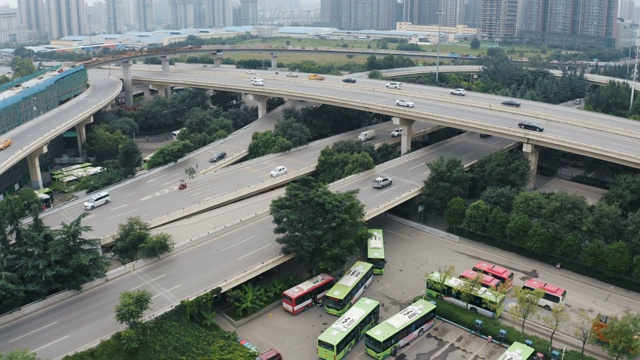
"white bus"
522,279,566,310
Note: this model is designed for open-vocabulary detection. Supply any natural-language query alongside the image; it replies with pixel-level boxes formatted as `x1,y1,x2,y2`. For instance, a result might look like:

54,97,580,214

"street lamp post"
436,11,444,84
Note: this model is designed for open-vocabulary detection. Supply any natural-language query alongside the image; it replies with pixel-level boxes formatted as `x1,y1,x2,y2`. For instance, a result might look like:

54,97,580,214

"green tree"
462,200,490,234
115,289,153,328
470,38,480,49
10,56,36,78
587,201,622,243
229,283,266,317
512,191,546,219
603,174,640,215
317,142,375,183
270,177,368,273
445,197,467,229
573,309,596,357
581,240,606,268
422,156,470,214
525,222,552,256
597,312,640,360
479,186,519,213
509,287,544,333
487,207,509,240
138,233,174,259
185,166,196,179
0,349,39,360
146,140,194,169
541,303,570,353
274,117,311,148
112,217,150,263
247,130,282,159
541,192,589,245
472,150,531,193
118,139,142,178
426,265,456,294
86,124,128,161
107,116,138,137
602,241,633,278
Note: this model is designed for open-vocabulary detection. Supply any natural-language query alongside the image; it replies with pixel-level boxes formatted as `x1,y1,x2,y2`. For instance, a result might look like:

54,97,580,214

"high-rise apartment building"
18,0,46,38
46,0,89,39
105,0,126,33
441,0,465,27
320,0,339,26
619,0,635,20
240,0,258,25
339,0,395,30
87,2,105,33
204,0,232,27
168,0,203,28
134,0,154,31
480,0,518,42
464,0,481,28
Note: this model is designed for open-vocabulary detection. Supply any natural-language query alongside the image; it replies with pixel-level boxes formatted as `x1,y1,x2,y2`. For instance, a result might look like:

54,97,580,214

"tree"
508,287,544,333
0,349,39,360
86,124,128,160
472,150,531,193
597,312,640,360
422,156,470,214
602,241,633,278
112,217,150,263
487,207,509,240
573,309,596,357
470,38,480,49
274,117,311,148
108,116,138,137
426,265,456,294
462,200,490,234
185,166,196,179
541,303,570,353
138,233,174,259
445,197,467,229
115,289,153,328
118,139,142,178
270,177,368,273
480,186,519,213
603,174,640,215
228,283,266,317
247,130,282,159
146,140,194,169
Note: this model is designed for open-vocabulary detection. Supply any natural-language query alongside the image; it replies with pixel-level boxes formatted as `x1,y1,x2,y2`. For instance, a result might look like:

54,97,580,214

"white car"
386,82,402,89
286,72,298,77
391,128,403,137
450,88,466,96
251,79,264,86
246,70,256,74
270,166,288,177
395,99,414,108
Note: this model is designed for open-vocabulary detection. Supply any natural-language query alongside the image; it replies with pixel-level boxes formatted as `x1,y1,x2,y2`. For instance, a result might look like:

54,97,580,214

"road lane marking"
110,205,127,211
238,244,271,260
131,274,167,290
107,208,139,220
125,192,135,197
30,335,69,353
146,174,167,183
153,285,182,298
222,236,255,251
10,322,57,342
409,163,424,170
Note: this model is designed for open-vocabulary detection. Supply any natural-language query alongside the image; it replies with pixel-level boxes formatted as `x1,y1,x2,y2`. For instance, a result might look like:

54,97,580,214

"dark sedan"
501,100,521,107
342,77,357,83
209,151,227,162
518,121,544,132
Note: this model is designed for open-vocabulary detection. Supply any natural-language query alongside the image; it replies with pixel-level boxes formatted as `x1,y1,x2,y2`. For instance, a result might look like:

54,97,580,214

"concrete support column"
248,94,268,119
522,143,541,189
160,56,170,74
27,145,48,190
152,84,170,98
270,52,278,69
76,116,94,159
392,117,415,155
121,60,133,106
211,51,224,68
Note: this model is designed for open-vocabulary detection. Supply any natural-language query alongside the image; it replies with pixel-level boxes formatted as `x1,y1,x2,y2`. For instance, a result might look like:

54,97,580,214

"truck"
358,130,376,142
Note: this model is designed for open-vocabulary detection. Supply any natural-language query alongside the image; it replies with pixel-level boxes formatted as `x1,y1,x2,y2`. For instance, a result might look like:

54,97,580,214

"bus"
324,261,374,316
133,90,145,102
472,261,514,290
459,269,501,289
497,341,535,360
282,273,335,315
425,271,505,319
317,297,380,360
522,279,566,311
35,189,53,210
367,229,386,274
364,299,437,359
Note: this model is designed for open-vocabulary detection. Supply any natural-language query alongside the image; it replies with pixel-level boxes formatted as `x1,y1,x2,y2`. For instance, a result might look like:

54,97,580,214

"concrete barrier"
385,213,459,243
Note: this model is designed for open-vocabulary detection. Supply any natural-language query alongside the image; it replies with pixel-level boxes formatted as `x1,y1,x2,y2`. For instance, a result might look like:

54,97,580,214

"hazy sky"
0,0,322,9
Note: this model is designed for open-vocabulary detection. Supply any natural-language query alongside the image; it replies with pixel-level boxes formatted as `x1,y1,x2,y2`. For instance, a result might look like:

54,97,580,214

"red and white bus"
459,269,501,289
282,274,335,315
522,279,567,310
472,261,514,290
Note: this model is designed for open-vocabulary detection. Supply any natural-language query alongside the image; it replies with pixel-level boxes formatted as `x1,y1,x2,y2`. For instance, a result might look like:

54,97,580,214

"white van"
84,191,111,210
358,130,376,142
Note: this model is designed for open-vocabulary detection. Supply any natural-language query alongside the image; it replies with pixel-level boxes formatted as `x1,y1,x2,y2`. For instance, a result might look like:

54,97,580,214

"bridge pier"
270,52,278,70
151,84,170,98
211,51,224,68
27,145,48,189
248,94,268,119
76,116,93,159
122,60,133,106
523,143,540,189
392,117,415,155
160,56,170,74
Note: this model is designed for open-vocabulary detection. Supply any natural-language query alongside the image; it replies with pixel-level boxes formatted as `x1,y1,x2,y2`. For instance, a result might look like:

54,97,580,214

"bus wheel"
544,305,551,311
419,329,424,336
470,307,478,314
391,347,397,356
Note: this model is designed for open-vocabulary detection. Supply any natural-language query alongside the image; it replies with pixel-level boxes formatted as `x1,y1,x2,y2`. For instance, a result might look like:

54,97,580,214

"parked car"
286,72,298,77
573,98,582,105
0,138,11,150
372,177,392,189
391,128,403,137
518,121,544,132
342,77,357,83
308,74,325,80
386,82,402,89
256,348,283,360
501,100,521,107
209,151,227,162
270,166,288,177
251,79,264,86
450,88,466,96
395,99,414,108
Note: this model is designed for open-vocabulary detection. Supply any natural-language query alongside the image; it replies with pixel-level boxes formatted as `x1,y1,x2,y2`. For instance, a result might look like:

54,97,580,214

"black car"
518,121,544,132
501,100,521,107
342,77,356,83
209,151,227,162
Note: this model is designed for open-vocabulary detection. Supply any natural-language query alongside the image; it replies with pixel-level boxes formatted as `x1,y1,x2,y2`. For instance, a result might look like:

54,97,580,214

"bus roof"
282,273,333,299
524,279,566,296
317,297,379,344
366,299,435,341
497,342,535,360
473,261,512,278
367,229,384,260
459,269,500,288
429,271,505,302
327,261,373,300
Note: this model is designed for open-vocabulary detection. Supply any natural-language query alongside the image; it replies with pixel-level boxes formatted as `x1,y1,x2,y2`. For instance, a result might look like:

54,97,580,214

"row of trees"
111,217,173,263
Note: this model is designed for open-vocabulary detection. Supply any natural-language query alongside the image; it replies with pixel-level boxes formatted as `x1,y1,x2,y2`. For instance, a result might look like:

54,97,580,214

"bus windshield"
367,229,386,275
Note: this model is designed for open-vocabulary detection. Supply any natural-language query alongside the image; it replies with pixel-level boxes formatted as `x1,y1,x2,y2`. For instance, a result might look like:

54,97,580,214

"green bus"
317,297,380,360
425,271,505,319
364,299,437,359
367,229,386,275
497,342,535,360
324,261,374,316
